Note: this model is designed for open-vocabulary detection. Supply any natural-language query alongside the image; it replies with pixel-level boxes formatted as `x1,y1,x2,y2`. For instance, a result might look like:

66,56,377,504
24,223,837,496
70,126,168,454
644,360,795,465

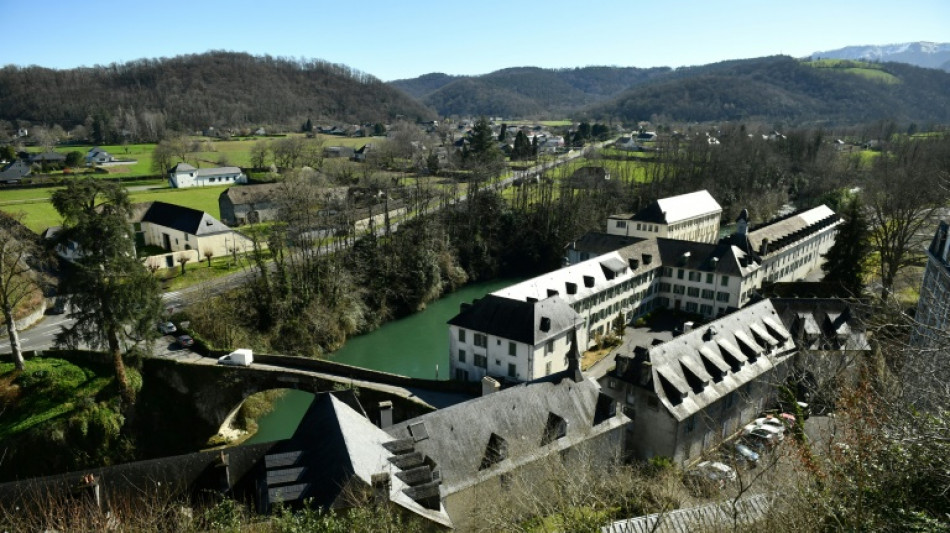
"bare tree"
0,215,45,370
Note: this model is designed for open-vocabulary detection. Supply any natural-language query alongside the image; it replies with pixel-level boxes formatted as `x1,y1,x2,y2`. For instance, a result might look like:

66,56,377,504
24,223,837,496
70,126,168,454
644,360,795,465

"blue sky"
5,0,948,81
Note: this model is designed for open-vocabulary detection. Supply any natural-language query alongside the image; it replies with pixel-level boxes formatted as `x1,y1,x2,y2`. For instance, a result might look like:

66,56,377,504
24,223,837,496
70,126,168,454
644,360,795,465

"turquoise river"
244,277,520,444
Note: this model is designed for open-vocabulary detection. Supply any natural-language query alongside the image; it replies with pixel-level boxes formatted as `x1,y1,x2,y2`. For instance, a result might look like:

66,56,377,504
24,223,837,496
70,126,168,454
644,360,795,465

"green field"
1,183,233,233
802,59,900,84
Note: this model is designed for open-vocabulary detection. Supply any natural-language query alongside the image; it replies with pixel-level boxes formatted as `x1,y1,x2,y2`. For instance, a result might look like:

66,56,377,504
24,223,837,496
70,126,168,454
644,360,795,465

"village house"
85,147,115,165
131,201,253,269
0,160,30,183
168,163,246,188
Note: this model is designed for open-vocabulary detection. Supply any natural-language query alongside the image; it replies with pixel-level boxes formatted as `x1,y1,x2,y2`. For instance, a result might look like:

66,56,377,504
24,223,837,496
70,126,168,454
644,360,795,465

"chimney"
760,238,769,255
736,208,749,236
379,400,393,429
566,282,577,295
371,472,391,504
629,258,639,269
642,253,653,265
567,329,583,382
482,376,500,396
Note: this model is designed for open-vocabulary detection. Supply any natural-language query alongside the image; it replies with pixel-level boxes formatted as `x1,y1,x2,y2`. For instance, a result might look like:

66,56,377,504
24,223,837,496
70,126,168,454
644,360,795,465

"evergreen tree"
51,179,163,405
512,130,530,161
303,117,313,132
531,135,539,158
822,198,871,296
498,123,508,142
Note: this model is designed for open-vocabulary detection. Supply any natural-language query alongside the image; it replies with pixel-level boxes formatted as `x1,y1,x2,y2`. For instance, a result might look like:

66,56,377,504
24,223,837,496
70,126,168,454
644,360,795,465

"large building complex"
449,192,840,384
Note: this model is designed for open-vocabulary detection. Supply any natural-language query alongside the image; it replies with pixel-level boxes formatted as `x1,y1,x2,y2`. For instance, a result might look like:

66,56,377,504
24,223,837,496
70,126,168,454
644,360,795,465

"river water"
243,277,520,444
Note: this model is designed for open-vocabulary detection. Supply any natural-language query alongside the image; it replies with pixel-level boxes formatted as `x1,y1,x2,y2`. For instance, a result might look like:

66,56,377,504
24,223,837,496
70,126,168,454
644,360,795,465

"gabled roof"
567,232,644,257
613,300,796,421
448,294,580,345
265,393,452,527
614,190,722,225
653,238,753,277
220,183,283,204
771,298,869,351
386,376,626,496
169,163,196,172
195,166,242,177
747,205,840,257
134,201,231,236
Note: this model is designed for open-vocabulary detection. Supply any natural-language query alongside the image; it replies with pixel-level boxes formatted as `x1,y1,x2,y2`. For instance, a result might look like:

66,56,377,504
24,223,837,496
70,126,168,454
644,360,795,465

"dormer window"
541,413,567,445
480,433,508,470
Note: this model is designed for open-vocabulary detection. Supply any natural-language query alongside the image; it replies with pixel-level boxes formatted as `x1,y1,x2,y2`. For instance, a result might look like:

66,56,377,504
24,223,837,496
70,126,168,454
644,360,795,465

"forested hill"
389,66,671,118
0,51,436,135
584,55,950,126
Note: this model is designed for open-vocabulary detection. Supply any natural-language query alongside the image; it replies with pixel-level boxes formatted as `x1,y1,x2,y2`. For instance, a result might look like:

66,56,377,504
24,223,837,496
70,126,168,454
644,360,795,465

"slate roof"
746,205,839,257
195,166,242,177
220,183,283,205
653,238,756,277
770,298,869,351
264,393,452,527
612,299,796,421
169,163,196,172
134,201,231,236
386,376,627,496
0,160,31,181
602,493,772,533
566,233,644,257
28,152,66,163
448,294,580,345
612,190,721,225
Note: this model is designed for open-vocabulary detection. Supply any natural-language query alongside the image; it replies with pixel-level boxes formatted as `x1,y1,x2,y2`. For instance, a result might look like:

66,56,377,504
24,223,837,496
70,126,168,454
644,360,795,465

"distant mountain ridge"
389,66,670,118
585,55,950,126
810,41,950,71
0,51,435,136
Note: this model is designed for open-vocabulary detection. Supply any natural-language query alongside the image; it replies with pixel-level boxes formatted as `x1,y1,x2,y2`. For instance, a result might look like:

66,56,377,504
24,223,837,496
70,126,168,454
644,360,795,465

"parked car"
687,461,736,495
177,334,194,349
744,427,784,451
733,442,760,466
158,321,177,335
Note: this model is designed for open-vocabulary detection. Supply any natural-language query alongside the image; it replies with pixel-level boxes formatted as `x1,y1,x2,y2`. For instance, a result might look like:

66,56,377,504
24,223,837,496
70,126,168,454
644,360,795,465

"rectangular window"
546,340,554,353
474,354,487,368
474,333,488,347
508,342,516,356
687,287,699,297
701,289,714,299
700,304,713,315
721,275,729,287
508,363,516,378
545,361,552,374
616,220,626,229
685,416,695,433
458,329,466,342
686,301,698,312
673,284,685,295
677,269,684,279
716,292,730,302
458,349,466,363
688,271,700,282
659,282,671,293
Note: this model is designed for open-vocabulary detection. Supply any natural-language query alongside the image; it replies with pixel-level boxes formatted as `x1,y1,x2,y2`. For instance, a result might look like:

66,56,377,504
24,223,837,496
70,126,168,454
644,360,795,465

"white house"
168,163,246,188
607,190,723,243
85,147,115,166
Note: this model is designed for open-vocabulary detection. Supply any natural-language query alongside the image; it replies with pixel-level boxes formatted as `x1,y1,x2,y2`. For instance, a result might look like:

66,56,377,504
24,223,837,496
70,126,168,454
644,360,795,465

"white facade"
169,163,247,188
608,190,722,243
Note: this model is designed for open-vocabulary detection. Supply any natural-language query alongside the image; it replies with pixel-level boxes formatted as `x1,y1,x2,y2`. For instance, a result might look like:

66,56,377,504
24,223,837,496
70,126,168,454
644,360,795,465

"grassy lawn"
1,182,233,232
155,254,253,291
802,59,900,84
0,357,117,440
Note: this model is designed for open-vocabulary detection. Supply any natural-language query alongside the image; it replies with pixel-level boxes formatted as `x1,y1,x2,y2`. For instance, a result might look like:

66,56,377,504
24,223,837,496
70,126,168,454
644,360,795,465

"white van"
218,348,253,367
